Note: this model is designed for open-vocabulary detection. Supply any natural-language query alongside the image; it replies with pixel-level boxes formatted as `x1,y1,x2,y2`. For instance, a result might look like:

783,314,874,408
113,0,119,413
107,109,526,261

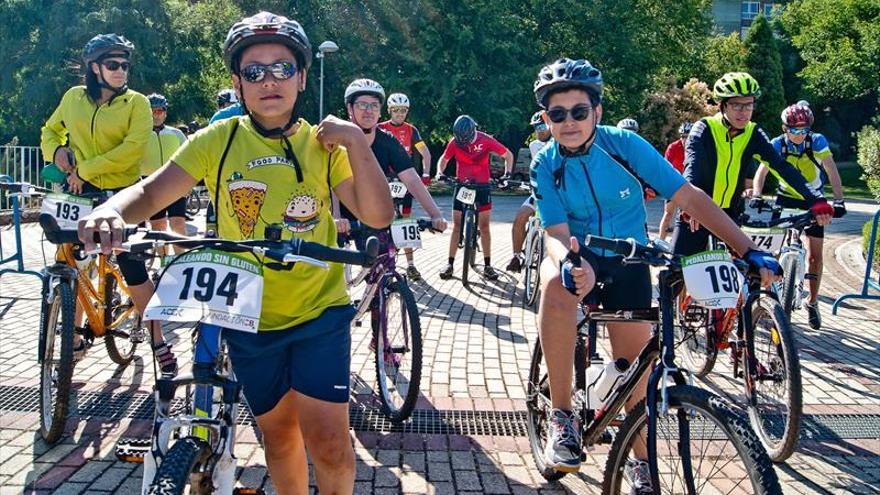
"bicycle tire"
147,436,212,495
674,297,717,378
523,229,543,307
525,337,567,481
103,273,140,365
39,280,75,444
462,209,476,286
375,275,423,423
779,255,797,319
602,385,781,495
747,296,803,462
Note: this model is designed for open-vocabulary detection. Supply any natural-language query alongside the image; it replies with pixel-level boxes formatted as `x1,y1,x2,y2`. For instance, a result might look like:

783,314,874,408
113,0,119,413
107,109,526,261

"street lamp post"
317,40,339,121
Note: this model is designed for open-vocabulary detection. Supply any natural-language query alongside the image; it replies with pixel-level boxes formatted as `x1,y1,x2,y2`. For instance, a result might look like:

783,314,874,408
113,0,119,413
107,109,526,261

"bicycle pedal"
115,437,151,463
580,452,588,462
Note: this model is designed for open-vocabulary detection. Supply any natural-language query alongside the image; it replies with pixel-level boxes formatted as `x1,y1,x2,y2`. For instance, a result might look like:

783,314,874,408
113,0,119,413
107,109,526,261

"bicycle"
526,235,782,493
674,209,814,462
41,214,378,495
503,179,544,307
341,209,436,422
741,198,810,319
186,185,207,218
34,188,143,443
438,176,498,287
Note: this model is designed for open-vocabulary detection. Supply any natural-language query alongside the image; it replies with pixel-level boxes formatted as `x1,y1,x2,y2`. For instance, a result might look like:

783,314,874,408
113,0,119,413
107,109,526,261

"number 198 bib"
145,249,264,333
682,250,743,309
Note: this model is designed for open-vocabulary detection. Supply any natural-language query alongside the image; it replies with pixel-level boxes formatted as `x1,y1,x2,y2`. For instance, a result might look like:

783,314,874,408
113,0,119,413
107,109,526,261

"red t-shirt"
442,131,508,182
378,120,423,156
664,139,686,174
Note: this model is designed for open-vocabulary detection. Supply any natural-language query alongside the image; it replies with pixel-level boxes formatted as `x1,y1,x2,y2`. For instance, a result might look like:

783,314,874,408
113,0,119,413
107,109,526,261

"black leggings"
79,182,150,286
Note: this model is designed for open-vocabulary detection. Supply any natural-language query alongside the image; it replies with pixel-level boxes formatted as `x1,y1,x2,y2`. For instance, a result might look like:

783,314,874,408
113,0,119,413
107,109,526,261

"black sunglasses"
102,60,131,72
240,62,297,83
546,104,592,123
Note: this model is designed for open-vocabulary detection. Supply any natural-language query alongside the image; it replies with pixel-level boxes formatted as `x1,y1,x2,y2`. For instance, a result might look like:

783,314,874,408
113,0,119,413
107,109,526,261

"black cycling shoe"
506,254,523,273
806,301,821,330
439,263,454,280
484,266,500,281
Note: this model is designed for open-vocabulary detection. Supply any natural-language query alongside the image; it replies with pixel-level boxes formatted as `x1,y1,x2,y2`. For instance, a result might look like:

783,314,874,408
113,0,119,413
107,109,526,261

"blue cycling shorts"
224,304,357,416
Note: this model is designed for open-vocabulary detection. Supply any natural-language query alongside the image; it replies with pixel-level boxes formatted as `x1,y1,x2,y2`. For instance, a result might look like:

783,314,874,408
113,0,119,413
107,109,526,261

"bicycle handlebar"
583,235,679,267
39,213,378,267
0,180,52,196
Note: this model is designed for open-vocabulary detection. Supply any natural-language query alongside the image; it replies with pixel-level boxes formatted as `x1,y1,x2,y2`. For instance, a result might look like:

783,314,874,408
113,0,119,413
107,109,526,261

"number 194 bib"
145,249,264,333
682,250,743,309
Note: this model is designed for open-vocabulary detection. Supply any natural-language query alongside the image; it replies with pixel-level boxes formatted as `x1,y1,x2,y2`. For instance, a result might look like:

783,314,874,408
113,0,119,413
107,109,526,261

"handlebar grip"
292,237,377,267
39,214,84,245
583,235,636,257
39,213,137,245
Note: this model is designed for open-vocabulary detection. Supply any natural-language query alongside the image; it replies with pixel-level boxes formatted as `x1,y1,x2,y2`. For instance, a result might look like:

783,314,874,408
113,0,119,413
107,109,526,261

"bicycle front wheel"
747,296,803,462
603,385,781,495
523,230,543,307
779,254,798,318
39,279,75,444
375,275,423,422
674,297,717,378
103,273,141,365
462,209,476,286
147,436,212,495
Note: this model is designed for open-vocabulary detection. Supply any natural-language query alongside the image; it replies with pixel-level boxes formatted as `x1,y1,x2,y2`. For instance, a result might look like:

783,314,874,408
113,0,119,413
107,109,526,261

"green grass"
837,164,875,200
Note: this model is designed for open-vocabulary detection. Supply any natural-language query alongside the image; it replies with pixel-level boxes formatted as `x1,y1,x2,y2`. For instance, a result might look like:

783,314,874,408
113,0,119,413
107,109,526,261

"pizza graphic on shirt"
227,179,267,238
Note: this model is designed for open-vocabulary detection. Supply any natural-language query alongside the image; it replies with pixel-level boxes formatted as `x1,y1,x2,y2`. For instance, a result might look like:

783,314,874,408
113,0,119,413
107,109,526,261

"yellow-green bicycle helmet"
712,72,761,100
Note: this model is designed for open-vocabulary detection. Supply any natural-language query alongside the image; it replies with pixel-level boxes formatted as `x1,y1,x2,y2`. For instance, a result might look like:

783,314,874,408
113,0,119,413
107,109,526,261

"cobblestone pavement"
1,196,878,494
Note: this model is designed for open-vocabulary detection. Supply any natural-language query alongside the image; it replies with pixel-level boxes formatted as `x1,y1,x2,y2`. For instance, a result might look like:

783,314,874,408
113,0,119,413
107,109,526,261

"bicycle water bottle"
586,358,631,410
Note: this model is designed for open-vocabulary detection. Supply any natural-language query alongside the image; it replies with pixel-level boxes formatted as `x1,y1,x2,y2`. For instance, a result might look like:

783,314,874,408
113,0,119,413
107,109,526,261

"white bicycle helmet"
345,79,385,105
616,118,639,132
387,93,410,108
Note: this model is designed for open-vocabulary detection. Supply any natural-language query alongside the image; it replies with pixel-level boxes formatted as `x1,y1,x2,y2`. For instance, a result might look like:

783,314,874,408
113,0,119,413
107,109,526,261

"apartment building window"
742,1,760,21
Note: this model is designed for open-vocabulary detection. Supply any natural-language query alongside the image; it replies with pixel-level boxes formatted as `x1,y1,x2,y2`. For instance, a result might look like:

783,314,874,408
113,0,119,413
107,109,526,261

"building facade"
712,0,782,36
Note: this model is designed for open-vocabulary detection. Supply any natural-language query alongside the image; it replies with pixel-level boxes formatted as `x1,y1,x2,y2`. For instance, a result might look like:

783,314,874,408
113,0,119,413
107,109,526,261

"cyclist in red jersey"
378,92,434,280
435,115,514,280
657,122,691,240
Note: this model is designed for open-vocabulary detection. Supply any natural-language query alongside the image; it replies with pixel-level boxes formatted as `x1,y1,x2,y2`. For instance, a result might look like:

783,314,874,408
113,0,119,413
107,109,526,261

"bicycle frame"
144,323,238,493
774,228,808,310
50,244,137,337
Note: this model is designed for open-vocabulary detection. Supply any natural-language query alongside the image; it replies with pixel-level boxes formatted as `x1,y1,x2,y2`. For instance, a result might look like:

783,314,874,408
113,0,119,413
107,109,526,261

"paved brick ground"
1,196,878,494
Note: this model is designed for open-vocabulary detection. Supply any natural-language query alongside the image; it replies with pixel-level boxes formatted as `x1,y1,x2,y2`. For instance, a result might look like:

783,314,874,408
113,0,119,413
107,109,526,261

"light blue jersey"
531,125,686,256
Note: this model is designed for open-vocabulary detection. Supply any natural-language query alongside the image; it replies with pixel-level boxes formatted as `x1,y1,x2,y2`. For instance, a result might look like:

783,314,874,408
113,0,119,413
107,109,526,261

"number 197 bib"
682,250,743,309
145,249,264,333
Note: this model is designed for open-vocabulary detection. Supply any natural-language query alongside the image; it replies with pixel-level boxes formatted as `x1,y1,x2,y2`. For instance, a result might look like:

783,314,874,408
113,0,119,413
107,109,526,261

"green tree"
700,33,748,88
780,0,880,102
638,78,716,148
744,15,785,133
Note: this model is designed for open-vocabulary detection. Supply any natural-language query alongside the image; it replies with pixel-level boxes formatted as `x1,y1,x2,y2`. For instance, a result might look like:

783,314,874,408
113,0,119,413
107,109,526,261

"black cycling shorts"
452,187,492,213
581,249,652,310
671,207,739,257
149,196,187,220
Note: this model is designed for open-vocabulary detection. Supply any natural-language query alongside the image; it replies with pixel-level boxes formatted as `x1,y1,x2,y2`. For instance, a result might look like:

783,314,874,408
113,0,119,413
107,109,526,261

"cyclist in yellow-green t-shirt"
78,12,394,495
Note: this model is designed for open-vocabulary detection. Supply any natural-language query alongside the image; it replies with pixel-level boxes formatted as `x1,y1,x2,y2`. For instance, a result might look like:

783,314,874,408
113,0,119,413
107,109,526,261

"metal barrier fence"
1,145,47,211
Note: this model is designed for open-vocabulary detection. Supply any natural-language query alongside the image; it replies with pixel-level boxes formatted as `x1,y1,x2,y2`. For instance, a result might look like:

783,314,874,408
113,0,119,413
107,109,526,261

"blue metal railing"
832,209,880,313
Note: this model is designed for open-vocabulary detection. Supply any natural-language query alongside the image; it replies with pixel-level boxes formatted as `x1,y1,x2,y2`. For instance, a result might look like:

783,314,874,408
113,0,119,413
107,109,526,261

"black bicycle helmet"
82,33,134,66
148,93,168,109
453,115,477,147
223,11,312,73
533,58,603,109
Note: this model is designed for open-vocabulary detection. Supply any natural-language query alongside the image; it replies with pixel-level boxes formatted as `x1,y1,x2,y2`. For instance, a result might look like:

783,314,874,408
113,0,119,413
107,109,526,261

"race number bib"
456,187,477,205
681,250,743,309
743,227,785,253
390,219,422,250
40,193,93,230
389,181,408,199
145,249,264,333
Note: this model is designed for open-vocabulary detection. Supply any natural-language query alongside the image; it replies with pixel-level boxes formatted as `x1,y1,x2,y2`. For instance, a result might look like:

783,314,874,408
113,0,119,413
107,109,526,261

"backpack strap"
212,118,240,226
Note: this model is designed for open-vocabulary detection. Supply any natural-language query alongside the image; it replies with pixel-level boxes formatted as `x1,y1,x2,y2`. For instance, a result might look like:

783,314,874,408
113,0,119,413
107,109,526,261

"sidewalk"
1,197,878,494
